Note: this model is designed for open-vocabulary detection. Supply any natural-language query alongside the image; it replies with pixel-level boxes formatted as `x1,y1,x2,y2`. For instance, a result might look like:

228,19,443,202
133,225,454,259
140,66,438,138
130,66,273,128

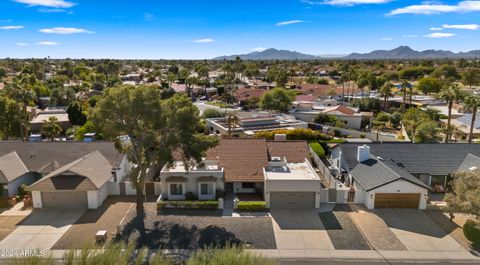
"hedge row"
309,142,325,157
157,200,219,210
255,128,332,141
236,201,268,212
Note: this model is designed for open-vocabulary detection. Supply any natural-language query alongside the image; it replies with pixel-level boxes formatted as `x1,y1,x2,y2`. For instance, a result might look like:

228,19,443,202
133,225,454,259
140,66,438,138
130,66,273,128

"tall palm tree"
439,83,463,143
226,111,240,137
463,94,480,143
379,82,394,110
41,116,63,142
400,80,410,113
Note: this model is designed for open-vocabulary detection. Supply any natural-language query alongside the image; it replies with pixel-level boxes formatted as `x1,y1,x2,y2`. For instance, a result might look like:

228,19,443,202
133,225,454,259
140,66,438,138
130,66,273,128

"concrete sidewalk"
253,249,480,262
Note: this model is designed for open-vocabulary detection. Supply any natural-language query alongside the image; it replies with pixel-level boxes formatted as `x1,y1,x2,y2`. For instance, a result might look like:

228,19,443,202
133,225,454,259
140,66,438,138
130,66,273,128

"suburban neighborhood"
1,0,480,264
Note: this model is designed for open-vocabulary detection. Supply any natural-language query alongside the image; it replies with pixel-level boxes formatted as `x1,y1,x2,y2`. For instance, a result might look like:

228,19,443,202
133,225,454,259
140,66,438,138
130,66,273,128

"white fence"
308,146,335,189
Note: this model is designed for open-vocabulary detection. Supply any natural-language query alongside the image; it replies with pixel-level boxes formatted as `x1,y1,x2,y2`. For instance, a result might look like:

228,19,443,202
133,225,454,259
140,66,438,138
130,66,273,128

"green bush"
185,192,198,201
17,184,30,199
464,219,480,245
157,200,219,210
309,141,325,157
188,245,275,265
236,201,268,212
255,128,332,141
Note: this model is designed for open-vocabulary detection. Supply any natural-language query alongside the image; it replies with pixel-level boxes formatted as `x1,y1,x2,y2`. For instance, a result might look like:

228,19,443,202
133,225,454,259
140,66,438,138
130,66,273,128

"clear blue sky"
0,0,479,59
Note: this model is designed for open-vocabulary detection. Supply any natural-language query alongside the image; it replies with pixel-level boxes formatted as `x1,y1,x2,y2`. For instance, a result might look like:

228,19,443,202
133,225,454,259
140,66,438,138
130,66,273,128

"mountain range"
213,46,480,60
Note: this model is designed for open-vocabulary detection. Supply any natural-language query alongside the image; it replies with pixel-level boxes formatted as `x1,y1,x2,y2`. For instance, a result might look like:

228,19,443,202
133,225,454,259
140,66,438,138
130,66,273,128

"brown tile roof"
266,141,309,163
29,151,113,191
206,138,268,182
297,84,332,98
323,105,356,115
234,88,268,101
295,94,316,102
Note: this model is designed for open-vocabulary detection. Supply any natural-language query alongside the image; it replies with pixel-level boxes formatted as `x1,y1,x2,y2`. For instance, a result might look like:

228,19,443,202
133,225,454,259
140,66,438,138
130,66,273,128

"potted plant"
23,195,32,207
7,196,17,207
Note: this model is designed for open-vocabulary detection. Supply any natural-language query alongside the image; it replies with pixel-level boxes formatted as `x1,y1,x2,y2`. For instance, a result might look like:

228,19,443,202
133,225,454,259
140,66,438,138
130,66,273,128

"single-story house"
441,112,480,141
0,142,131,209
329,143,480,209
0,152,37,197
159,138,324,209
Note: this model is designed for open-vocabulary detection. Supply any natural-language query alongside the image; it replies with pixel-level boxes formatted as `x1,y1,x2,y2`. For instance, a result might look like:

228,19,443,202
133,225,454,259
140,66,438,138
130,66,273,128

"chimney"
274,134,287,141
357,145,370,163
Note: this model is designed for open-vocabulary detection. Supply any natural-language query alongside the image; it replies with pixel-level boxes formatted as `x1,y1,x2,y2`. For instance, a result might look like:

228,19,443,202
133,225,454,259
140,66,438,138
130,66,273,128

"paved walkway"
222,192,234,217
271,209,334,250
0,209,84,250
0,202,32,216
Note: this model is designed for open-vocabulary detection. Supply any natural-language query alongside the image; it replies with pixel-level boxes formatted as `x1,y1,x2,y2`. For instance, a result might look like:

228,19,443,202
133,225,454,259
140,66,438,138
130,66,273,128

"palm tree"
463,94,480,143
439,83,463,143
6,83,36,141
402,108,430,143
379,82,394,110
226,111,240,137
41,116,62,141
400,80,410,113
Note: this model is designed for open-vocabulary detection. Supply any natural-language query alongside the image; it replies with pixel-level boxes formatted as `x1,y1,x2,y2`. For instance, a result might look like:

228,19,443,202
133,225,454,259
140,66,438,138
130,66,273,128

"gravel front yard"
52,196,135,250
319,205,371,250
120,203,276,249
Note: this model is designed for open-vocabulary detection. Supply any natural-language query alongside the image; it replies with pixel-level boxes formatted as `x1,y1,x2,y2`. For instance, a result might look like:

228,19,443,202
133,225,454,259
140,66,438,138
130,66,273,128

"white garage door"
270,192,315,209
41,191,88,209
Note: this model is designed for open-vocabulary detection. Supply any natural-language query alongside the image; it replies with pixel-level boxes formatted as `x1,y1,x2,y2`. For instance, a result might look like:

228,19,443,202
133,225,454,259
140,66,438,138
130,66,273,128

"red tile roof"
266,141,309,163
234,88,268,101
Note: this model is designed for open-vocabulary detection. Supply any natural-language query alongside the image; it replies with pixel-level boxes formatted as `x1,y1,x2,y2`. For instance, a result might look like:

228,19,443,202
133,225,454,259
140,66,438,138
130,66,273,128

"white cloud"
191,38,215,43
36,41,60,45
13,0,75,8
144,13,155,21
275,20,307,26
322,0,391,6
443,24,480,30
0,25,24,30
423,32,457,38
252,47,267,52
389,1,480,15
430,27,443,31
39,27,93,34
38,8,73,13
16,42,28,46
381,37,393,41
0,19,13,23
402,34,418,38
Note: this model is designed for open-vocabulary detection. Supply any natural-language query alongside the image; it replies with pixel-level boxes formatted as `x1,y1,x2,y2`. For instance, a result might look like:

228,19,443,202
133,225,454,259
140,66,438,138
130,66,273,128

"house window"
200,183,214,196
242,182,255,189
169,183,183,196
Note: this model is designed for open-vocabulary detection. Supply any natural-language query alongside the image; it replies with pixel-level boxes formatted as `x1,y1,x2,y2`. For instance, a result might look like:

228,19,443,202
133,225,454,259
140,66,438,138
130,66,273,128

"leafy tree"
402,108,430,143
463,95,480,143
351,98,382,113
462,68,480,88
445,169,480,218
93,85,218,214
5,84,36,141
314,113,337,125
417,77,443,95
259,88,296,113
66,101,87,126
266,67,289,88
0,96,22,140
245,97,260,110
415,120,440,143
0,68,6,80
439,84,463,143
41,116,63,141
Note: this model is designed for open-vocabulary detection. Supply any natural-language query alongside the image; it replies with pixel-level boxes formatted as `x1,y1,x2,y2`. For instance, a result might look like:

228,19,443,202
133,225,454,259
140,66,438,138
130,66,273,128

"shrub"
157,200,219,210
314,113,337,125
203,108,226,119
188,245,275,265
309,141,325,157
255,128,332,141
17,184,30,199
464,219,480,245
236,201,268,212
216,189,225,199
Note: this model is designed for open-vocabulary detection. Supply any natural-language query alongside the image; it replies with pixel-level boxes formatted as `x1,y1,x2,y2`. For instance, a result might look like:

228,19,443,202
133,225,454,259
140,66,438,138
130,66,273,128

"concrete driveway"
271,209,334,250
0,209,85,250
374,209,466,252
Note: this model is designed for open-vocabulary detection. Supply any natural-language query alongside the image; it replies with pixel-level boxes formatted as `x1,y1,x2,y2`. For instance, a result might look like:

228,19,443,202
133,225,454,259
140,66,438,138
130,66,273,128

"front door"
224,182,233,191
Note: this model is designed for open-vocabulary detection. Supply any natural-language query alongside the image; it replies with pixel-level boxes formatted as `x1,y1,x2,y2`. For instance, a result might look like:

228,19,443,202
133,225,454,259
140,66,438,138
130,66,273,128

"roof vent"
271,156,282,162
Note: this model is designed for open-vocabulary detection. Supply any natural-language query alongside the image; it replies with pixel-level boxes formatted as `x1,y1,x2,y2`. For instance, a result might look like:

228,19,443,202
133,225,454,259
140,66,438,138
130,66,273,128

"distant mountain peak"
213,46,480,60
